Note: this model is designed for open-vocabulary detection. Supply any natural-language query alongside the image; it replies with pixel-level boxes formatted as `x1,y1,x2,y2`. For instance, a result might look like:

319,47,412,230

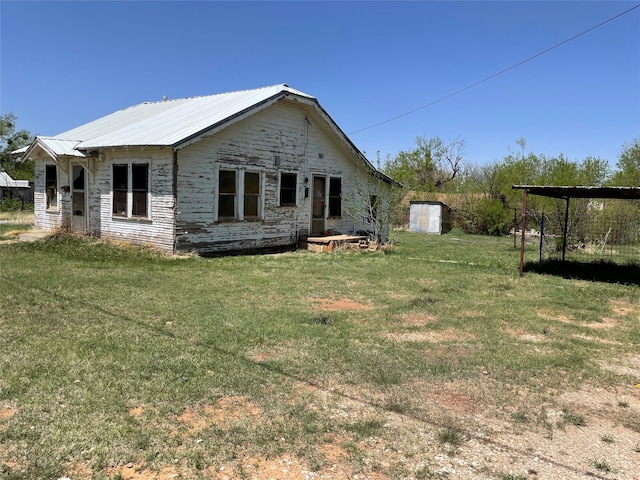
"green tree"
383,136,464,192
0,113,34,181
610,138,640,186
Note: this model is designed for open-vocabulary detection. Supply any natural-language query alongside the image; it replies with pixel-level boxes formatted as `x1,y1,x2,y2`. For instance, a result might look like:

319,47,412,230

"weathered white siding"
96,148,175,251
34,159,65,231
31,94,390,255
175,98,373,254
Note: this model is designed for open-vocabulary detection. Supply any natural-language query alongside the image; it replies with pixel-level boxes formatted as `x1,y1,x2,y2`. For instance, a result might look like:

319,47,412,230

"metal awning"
512,185,640,199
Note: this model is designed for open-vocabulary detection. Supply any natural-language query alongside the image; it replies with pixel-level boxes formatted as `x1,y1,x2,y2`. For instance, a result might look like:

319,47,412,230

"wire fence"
532,199,640,265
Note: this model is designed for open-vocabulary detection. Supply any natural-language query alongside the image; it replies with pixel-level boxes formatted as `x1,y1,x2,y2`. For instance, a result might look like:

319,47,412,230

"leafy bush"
0,197,21,211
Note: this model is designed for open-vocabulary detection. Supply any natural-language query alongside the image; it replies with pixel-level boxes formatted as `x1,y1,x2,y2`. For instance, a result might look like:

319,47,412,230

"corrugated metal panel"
0,171,30,188
37,137,87,157
55,84,314,149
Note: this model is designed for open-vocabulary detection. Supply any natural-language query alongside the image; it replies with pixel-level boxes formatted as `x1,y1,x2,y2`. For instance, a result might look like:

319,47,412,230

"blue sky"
1,1,639,168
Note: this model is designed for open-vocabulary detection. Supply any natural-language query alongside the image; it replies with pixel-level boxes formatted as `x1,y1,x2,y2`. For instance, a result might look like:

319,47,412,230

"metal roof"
53,84,314,149
0,171,30,188
21,84,395,183
512,185,640,199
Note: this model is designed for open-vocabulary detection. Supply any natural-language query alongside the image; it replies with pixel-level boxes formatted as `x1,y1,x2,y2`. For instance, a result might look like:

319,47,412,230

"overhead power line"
348,4,640,135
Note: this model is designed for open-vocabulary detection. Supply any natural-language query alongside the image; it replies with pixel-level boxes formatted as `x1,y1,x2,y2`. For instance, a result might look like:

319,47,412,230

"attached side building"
22,84,393,254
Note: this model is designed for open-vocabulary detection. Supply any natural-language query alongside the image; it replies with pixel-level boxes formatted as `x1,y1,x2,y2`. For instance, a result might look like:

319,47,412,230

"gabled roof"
54,84,314,150
23,137,88,159
22,83,394,184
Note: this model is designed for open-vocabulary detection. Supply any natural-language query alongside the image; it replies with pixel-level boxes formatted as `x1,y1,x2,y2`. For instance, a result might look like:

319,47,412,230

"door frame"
310,175,327,235
70,163,87,232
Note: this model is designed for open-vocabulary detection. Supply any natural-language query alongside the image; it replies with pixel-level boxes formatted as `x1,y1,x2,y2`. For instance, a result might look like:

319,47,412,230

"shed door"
311,176,326,235
71,165,87,232
428,204,441,233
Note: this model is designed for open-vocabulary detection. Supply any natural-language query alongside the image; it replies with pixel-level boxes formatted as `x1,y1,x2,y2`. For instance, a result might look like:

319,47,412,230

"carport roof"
512,185,640,200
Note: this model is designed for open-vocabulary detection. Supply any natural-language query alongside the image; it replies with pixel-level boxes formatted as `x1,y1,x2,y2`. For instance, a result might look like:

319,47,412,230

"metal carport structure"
512,185,640,276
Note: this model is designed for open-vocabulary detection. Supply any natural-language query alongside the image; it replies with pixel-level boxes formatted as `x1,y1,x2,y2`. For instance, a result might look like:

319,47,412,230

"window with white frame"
217,168,263,221
243,171,261,219
45,164,58,210
218,170,237,219
112,163,149,218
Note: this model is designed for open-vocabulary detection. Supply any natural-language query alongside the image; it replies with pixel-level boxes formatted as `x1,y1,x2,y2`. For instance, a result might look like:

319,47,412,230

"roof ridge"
140,83,291,106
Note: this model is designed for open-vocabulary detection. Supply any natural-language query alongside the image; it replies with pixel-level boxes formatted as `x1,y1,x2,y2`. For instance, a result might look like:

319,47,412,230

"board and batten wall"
175,98,369,254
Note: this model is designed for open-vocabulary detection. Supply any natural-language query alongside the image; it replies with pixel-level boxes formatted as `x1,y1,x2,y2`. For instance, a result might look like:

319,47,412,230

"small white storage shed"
409,201,451,234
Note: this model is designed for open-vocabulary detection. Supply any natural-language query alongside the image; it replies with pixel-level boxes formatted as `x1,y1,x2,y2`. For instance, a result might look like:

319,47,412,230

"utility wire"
348,4,640,135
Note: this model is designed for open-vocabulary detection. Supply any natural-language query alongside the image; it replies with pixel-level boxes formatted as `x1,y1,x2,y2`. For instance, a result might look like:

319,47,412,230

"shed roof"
512,185,640,200
0,171,30,188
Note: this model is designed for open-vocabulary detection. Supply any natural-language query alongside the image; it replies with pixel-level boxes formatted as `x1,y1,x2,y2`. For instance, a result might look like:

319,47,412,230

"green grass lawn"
1,232,638,479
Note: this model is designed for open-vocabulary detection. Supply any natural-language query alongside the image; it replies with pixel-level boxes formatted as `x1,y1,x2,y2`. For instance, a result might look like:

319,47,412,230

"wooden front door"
71,164,87,232
311,176,326,235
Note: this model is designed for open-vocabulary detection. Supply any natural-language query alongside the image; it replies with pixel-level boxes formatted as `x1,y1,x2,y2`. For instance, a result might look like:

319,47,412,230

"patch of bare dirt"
106,463,180,480
178,396,263,435
62,461,93,479
128,404,144,419
0,406,17,421
309,295,373,312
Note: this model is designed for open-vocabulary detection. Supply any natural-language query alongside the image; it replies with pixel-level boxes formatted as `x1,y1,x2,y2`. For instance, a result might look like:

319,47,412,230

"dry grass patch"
572,333,623,345
537,310,619,330
247,341,308,364
393,312,438,326
537,311,574,325
385,328,475,343
503,327,546,343
598,353,640,379
610,298,640,319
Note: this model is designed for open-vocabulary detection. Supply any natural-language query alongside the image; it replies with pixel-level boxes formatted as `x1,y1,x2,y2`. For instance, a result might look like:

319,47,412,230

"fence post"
562,197,570,262
519,189,528,278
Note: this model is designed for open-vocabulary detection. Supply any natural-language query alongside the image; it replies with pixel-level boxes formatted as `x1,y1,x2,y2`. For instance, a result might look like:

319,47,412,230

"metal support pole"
562,197,570,262
539,213,544,262
513,208,518,248
519,189,528,277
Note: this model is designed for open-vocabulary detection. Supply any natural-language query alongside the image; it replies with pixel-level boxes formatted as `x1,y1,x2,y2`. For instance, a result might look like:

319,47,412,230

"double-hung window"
112,163,149,218
217,168,262,221
243,171,260,219
45,164,58,210
218,170,236,219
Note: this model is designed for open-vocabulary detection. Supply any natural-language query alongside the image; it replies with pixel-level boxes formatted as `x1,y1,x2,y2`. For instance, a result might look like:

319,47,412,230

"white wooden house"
22,84,393,254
